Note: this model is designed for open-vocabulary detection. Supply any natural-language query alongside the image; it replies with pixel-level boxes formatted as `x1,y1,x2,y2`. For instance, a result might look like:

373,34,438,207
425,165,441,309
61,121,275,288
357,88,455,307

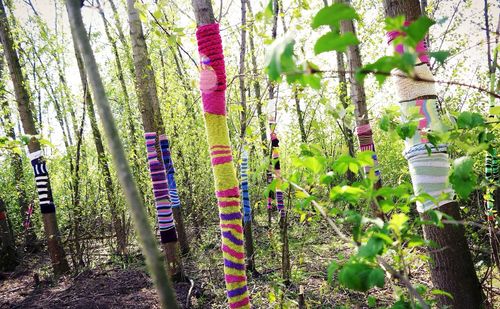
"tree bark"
293,88,307,143
0,0,69,276
382,1,484,307
335,51,356,182
337,0,382,217
239,0,256,274
246,0,267,157
126,0,184,278
0,52,38,251
65,2,178,308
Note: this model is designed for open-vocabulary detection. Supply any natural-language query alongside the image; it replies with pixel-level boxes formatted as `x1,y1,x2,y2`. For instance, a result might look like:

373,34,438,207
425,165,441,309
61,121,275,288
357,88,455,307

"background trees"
0,0,498,308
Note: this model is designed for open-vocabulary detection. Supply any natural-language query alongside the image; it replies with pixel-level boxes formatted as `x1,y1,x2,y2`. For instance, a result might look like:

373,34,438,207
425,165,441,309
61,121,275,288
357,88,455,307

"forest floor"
1,210,498,308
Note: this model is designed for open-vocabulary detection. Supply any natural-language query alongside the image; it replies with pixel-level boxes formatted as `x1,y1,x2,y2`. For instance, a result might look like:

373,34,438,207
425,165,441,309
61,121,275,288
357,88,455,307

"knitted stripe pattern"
240,150,251,223
159,135,180,208
269,105,285,217
266,170,274,210
29,150,56,214
196,23,250,309
388,22,454,213
145,132,177,244
355,124,381,178
485,150,499,220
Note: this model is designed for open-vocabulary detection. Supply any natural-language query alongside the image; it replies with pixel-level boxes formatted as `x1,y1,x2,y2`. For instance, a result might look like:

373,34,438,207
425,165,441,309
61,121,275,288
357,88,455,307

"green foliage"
338,261,385,292
311,3,359,30
449,156,477,199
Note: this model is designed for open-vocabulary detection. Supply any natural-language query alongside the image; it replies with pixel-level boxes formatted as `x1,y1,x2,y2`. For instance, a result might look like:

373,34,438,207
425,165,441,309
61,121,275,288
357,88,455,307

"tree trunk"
126,0,184,278
0,198,17,271
335,51,356,183
246,0,267,157
0,52,38,251
266,0,280,229
337,0,382,217
382,0,484,307
191,0,250,307
66,2,178,308
239,0,256,274
293,87,307,143
0,0,69,276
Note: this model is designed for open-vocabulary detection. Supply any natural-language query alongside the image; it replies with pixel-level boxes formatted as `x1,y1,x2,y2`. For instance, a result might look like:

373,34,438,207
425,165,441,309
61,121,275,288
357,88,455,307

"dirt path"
0,254,200,309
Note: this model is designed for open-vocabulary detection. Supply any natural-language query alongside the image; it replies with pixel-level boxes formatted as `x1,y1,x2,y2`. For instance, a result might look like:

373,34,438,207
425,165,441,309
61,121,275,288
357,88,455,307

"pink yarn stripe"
211,150,232,155
218,200,241,207
212,155,233,165
221,223,243,233
222,244,245,259
229,297,250,309
225,274,246,283
217,187,239,198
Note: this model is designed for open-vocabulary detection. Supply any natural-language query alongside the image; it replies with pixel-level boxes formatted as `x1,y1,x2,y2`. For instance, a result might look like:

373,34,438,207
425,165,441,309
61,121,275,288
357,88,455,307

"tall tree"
382,0,483,307
126,0,186,278
0,50,38,251
65,1,178,307
191,0,250,307
238,0,256,274
336,0,382,216
69,25,128,256
0,0,69,275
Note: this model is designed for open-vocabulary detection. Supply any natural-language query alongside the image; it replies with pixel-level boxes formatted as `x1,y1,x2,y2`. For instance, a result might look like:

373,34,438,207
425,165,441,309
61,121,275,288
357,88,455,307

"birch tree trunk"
70,26,128,256
126,0,185,278
65,1,178,307
0,0,69,276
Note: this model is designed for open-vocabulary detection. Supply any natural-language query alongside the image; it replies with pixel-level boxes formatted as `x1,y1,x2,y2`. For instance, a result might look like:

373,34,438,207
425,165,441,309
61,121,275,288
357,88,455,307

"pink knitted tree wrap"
196,23,227,115
387,21,429,63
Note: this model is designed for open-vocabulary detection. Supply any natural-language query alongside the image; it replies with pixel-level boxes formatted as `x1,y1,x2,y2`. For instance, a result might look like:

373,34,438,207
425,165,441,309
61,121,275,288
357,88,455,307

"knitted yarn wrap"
29,150,56,214
355,124,381,178
268,100,285,217
240,149,251,223
159,135,180,208
388,21,454,213
145,132,177,244
196,23,250,309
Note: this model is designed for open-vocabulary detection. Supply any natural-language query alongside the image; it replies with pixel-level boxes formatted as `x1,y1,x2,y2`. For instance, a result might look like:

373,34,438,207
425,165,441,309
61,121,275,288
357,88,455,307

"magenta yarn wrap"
387,21,429,64
196,23,227,115
355,124,381,177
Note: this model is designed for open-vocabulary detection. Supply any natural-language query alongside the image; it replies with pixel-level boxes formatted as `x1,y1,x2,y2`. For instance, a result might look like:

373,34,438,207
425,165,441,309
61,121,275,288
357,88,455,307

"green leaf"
265,36,298,82
338,262,385,292
429,51,450,64
389,213,409,234
367,267,385,289
311,3,359,30
456,111,485,129
358,237,384,259
314,31,359,55
449,156,477,199
395,121,418,140
490,106,500,116
405,16,435,44
327,261,339,285
367,296,377,308
431,289,454,299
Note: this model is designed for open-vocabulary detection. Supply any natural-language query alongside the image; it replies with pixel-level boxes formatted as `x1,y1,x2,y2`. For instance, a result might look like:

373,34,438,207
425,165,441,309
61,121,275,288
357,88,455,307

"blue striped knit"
240,150,251,223
159,135,181,208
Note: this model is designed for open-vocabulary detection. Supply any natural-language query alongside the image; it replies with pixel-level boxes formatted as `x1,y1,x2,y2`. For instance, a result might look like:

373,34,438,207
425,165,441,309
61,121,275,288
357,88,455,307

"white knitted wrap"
394,64,437,101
